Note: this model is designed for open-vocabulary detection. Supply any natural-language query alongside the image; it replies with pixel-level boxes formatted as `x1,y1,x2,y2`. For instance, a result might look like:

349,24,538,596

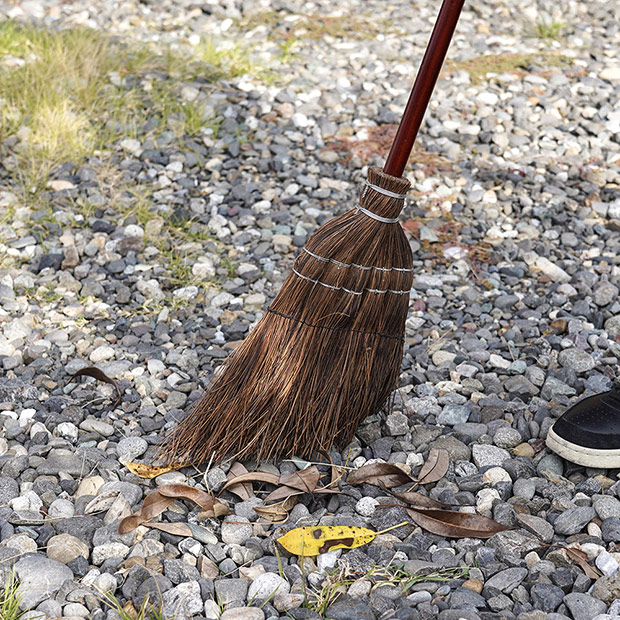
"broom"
157,0,466,465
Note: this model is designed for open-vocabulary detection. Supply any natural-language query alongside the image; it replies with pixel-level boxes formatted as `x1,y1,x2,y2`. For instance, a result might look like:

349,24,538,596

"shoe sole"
546,426,620,468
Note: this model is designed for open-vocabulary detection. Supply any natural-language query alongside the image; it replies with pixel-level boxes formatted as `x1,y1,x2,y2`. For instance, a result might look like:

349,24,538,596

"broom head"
157,167,413,465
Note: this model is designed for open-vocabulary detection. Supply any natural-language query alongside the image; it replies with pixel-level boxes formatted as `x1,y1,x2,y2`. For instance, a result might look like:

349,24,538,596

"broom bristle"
156,167,413,465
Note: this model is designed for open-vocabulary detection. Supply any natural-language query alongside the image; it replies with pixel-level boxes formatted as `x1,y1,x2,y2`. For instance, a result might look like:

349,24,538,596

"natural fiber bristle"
156,167,413,465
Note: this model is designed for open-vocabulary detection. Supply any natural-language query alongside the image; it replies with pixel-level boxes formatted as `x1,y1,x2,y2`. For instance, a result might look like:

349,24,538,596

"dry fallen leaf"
406,507,511,539
262,467,316,501
144,521,193,536
279,466,321,493
347,463,414,488
118,491,174,534
225,462,255,500
158,483,231,518
416,449,450,485
541,544,602,579
71,366,122,409
386,491,451,509
278,522,408,556
254,496,298,523
220,471,280,494
124,462,184,479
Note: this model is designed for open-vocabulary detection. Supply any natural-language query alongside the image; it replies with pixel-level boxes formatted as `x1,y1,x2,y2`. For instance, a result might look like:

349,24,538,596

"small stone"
472,444,510,468
48,498,75,519
489,354,511,370
89,345,115,363
493,428,522,449
564,593,607,620
14,555,73,609
0,477,19,504
487,530,540,557
537,454,564,476
46,534,89,564
92,542,130,565
596,549,620,577
214,579,249,605
274,593,305,612
221,516,253,545
162,581,203,619
437,404,470,425
117,437,148,461
592,575,620,604
461,579,483,594
483,567,527,595
355,497,379,517
1,534,37,555
600,66,620,81
535,257,570,282
80,419,114,436
247,573,291,601
513,443,535,458
386,413,409,435
530,583,565,612
75,476,105,498
558,348,596,372
594,496,620,520
516,514,554,543
482,467,511,485
553,507,595,535
220,609,265,620
325,598,375,620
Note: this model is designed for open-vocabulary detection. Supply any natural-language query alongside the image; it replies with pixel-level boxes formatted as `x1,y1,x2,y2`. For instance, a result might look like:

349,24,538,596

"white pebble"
355,497,379,517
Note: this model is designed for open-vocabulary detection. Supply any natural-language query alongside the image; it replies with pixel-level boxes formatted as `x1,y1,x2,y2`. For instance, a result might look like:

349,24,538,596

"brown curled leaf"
118,491,174,534
565,547,602,579
541,543,602,580
144,521,193,536
225,462,255,500
219,471,280,494
415,449,450,485
254,495,298,523
406,507,511,539
157,484,215,510
71,366,122,409
158,483,231,518
347,463,415,489
198,501,231,520
263,486,304,503
279,466,321,493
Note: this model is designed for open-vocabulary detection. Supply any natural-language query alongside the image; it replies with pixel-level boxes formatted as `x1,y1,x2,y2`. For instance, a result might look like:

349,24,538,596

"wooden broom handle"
383,0,466,178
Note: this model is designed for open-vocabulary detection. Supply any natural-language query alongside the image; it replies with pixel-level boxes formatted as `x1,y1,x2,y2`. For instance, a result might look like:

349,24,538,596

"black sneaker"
546,384,620,468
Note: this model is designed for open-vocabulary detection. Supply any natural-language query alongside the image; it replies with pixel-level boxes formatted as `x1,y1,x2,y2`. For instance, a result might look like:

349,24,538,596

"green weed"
0,572,39,620
445,51,571,84
530,20,565,40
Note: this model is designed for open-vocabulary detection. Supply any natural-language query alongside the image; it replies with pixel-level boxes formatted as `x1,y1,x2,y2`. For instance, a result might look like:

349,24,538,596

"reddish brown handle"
383,0,466,178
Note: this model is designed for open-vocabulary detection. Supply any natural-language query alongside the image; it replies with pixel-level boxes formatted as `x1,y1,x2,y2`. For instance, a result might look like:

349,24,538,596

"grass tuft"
307,564,469,618
0,572,39,620
445,51,572,84
0,21,248,188
530,20,565,40
97,589,168,620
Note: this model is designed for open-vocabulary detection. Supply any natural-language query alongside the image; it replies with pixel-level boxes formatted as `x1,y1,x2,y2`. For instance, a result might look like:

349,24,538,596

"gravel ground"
1,0,620,619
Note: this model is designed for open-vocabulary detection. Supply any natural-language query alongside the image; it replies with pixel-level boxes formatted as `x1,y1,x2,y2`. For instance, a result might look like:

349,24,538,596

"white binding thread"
356,204,400,224
365,179,408,200
292,268,410,295
303,248,413,273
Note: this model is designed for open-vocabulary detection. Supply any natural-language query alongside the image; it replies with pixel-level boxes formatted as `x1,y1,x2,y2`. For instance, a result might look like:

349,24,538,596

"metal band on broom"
157,0,466,465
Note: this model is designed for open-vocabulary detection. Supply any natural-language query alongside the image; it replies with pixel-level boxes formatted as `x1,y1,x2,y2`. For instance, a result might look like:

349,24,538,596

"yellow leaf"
124,462,184,479
277,522,408,556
